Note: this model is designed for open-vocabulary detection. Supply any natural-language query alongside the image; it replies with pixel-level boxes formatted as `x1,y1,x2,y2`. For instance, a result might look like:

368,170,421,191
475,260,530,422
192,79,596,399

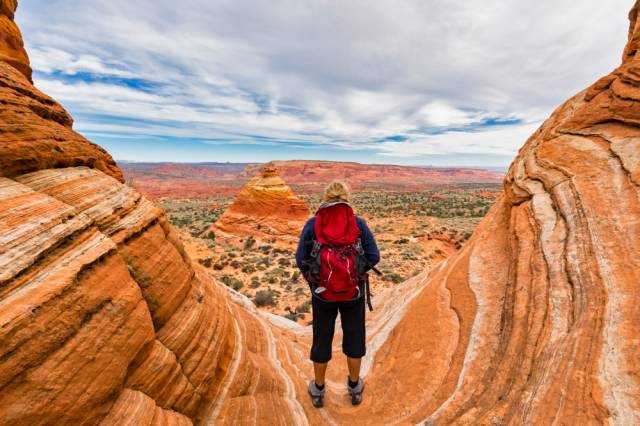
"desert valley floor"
126,168,503,323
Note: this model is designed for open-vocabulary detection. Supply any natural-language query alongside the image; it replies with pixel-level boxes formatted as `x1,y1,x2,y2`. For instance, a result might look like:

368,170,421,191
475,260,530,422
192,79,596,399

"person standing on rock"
295,181,380,408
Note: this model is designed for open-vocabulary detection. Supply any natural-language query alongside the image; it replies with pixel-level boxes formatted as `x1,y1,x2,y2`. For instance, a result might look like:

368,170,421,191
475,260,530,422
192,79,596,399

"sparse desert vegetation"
159,183,501,323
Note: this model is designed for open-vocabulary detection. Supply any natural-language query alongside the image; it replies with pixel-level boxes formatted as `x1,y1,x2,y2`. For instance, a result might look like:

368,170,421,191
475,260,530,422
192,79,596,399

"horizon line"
115,159,509,171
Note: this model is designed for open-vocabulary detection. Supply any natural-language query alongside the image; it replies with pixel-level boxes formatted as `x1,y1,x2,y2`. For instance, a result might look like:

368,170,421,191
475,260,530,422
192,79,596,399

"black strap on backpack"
365,276,373,311
353,238,373,311
365,266,382,312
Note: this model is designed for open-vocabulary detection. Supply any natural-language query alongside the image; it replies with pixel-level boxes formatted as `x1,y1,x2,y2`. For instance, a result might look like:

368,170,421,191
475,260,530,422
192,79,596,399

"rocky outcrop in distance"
241,160,504,189
1,0,639,424
119,160,505,200
211,166,311,245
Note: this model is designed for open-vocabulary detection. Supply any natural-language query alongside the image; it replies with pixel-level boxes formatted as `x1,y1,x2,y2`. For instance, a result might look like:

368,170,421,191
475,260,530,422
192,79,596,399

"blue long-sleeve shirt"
295,216,380,276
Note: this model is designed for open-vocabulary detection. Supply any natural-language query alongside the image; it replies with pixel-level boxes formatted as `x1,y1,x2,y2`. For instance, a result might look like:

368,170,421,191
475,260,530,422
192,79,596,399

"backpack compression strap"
365,266,382,311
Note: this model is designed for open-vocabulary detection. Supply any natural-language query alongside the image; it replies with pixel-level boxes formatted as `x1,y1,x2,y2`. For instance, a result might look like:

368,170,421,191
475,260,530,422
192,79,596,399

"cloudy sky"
17,0,631,167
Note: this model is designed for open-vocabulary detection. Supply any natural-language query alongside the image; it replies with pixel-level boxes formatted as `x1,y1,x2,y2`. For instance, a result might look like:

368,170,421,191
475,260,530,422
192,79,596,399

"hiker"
295,181,380,408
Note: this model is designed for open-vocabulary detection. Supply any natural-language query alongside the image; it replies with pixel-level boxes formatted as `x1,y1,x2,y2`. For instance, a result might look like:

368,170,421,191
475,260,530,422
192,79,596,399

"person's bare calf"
313,361,328,386
347,357,361,383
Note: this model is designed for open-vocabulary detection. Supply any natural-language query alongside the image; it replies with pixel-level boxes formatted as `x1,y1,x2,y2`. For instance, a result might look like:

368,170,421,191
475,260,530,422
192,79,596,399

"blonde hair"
323,181,350,204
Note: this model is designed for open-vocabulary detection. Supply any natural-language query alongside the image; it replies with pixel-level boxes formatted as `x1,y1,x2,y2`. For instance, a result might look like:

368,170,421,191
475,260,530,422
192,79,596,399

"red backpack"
305,202,371,307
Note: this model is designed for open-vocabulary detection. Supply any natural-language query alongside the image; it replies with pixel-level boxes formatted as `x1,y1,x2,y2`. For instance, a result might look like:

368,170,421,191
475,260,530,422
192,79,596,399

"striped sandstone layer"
1,0,640,425
212,166,311,244
0,2,299,422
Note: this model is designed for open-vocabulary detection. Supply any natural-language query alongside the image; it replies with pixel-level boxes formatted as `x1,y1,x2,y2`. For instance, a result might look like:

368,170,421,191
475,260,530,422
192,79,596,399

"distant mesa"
119,159,505,199
211,166,311,245
242,160,505,190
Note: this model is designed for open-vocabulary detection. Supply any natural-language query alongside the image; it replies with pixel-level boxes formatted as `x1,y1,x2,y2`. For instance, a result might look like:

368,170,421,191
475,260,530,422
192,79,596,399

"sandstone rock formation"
0,3,303,424
212,166,311,244
1,0,640,424
0,0,30,81
0,4,120,182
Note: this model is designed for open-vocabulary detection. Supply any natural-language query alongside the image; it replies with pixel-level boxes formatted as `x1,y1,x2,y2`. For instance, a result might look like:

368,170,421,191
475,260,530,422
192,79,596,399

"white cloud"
29,47,134,77
415,102,477,127
376,122,541,157
16,0,632,164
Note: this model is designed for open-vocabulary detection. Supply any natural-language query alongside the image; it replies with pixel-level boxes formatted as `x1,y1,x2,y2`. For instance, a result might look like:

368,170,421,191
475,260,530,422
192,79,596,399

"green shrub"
254,290,277,307
250,277,261,288
278,257,291,267
242,264,256,273
259,244,272,253
284,312,297,322
220,275,244,291
384,273,404,284
296,300,311,314
244,236,256,250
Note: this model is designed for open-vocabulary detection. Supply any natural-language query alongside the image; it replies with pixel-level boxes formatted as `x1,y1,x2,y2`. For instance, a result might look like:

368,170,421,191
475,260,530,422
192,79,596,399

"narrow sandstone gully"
359,268,439,378
212,264,443,425
421,206,503,424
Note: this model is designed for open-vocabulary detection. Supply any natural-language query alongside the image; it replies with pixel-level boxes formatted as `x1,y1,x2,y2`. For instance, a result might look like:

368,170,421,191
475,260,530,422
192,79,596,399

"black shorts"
310,295,366,363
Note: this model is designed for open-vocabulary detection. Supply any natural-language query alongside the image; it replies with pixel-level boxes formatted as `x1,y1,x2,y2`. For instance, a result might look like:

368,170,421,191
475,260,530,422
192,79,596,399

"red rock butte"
212,166,311,244
0,0,639,424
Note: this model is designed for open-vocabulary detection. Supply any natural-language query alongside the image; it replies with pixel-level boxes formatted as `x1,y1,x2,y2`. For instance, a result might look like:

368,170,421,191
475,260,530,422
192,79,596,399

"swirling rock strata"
1,0,640,425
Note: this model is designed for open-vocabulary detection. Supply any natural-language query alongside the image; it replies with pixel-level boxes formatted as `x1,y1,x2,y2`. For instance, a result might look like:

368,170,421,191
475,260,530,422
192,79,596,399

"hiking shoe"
308,380,325,408
347,378,364,405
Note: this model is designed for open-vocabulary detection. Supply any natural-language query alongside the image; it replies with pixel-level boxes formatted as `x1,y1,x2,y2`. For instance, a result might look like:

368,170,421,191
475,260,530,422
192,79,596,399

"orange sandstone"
0,0,30,81
212,166,311,244
0,0,639,424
